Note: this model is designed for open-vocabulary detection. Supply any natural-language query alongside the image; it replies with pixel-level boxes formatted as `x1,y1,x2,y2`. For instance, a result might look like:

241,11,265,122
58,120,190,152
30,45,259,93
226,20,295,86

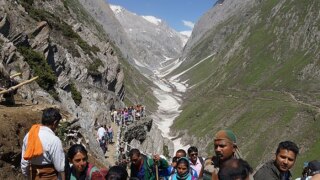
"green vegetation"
56,121,70,145
87,59,104,77
17,47,59,100
70,83,82,106
170,0,320,177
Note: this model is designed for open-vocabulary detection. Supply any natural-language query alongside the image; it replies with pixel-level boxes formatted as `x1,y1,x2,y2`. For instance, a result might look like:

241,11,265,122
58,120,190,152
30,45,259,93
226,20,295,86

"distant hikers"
254,141,299,180
66,144,106,180
21,107,65,179
107,125,113,143
203,129,248,180
128,148,169,180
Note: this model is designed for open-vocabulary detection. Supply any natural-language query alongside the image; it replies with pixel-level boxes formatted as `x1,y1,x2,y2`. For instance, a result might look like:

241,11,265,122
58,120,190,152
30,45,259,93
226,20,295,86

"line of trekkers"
110,104,145,126
20,107,320,180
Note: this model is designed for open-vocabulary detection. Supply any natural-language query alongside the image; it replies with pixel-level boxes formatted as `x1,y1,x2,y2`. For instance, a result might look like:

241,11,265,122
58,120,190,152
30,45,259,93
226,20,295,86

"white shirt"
21,126,65,176
97,127,106,140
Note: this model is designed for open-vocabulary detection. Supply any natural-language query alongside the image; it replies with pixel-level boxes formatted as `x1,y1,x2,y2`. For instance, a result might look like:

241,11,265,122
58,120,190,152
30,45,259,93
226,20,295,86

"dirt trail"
0,96,54,179
284,91,320,113
104,121,119,166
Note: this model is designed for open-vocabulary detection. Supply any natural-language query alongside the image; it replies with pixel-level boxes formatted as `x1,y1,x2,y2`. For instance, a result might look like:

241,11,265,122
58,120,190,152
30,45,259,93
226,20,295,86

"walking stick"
155,162,159,180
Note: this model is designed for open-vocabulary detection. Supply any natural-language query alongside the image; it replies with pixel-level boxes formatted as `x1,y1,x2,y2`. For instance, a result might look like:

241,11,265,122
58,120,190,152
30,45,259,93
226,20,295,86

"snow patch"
142,15,162,25
110,5,123,14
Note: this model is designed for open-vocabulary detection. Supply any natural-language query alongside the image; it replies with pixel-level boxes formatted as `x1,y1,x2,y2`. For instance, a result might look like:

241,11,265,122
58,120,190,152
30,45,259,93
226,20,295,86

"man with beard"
254,141,299,180
203,129,245,180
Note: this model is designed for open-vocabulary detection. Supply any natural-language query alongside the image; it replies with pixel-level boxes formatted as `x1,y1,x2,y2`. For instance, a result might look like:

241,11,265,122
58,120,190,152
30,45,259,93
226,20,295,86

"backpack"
86,163,108,180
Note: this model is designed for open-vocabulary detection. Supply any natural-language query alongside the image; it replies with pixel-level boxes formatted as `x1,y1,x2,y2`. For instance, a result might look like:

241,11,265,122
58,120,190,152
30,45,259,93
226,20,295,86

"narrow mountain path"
104,121,119,166
284,91,320,113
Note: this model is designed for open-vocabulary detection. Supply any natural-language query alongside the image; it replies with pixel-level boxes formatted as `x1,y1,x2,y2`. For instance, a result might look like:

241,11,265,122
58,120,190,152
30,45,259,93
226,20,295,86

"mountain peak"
141,15,162,26
110,5,124,14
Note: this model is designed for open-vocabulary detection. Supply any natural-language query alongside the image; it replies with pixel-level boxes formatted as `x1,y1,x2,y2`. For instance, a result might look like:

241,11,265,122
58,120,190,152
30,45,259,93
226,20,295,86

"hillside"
170,0,320,176
0,0,157,177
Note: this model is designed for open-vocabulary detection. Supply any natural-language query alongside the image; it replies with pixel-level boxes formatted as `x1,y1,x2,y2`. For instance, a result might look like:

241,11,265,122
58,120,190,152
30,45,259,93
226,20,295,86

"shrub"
17,46,59,100
87,59,103,77
70,83,82,106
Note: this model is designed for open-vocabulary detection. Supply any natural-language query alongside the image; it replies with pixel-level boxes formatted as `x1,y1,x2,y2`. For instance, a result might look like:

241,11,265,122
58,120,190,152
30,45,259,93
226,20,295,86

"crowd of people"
110,105,145,126
20,107,320,180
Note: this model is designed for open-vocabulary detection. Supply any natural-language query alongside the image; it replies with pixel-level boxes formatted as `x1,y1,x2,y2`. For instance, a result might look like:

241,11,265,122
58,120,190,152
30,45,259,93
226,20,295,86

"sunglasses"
189,153,198,156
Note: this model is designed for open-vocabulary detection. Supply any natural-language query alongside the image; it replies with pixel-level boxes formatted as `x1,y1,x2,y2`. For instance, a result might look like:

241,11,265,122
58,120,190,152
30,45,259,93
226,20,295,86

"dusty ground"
0,95,50,179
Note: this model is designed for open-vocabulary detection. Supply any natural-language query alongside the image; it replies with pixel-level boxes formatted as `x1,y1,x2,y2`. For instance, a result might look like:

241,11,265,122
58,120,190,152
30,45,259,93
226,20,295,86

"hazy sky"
107,0,217,33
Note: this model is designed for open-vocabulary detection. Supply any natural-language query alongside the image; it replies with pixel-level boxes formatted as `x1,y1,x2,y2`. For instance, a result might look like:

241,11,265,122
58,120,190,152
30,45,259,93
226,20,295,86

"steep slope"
170,0,320,175
0,0,157,177
110,5,187,72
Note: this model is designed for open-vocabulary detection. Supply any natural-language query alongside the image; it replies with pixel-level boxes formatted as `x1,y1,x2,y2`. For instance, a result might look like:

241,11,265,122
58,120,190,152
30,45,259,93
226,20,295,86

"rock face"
110,5,187,73
78,0,138,68
124,118,174,158
0,0,126,168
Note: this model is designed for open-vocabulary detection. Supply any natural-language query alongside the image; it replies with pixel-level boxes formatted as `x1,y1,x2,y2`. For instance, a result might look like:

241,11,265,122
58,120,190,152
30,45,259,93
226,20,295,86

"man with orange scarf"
21,107,65,180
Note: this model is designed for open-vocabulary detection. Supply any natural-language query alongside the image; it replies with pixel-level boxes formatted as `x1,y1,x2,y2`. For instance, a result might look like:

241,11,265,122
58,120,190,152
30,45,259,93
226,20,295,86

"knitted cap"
214,130,237,144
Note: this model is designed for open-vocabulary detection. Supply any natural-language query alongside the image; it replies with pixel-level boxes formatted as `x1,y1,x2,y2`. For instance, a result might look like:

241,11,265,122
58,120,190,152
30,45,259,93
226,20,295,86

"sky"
107,0,217,35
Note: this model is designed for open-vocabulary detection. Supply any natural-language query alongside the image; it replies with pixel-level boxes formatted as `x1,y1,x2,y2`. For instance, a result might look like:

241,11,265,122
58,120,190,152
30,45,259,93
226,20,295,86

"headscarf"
173,157,193,180
214,129,242,159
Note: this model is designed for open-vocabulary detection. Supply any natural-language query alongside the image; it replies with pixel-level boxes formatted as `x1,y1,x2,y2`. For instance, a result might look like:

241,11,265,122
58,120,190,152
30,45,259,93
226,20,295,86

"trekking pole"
155,162,159,180
154,154,159,180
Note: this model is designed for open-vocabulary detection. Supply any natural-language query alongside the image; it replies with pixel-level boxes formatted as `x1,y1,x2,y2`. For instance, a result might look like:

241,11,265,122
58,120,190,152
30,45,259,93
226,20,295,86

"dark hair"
218,158,253,180
129,148,140,158
176,149,187,157
41,108,62,125
172,156,179,163
187,146,198,154
177,157,190,167
276,141,299,156
105,166,128,180
67,144,88,160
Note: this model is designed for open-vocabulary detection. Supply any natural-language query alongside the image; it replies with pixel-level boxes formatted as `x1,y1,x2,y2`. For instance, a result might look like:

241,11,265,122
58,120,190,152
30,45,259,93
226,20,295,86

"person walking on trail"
203,129,250,180
107,125,113,143
170,157,197,180
21,107,65,180
97,125,107,155
65,144,106,180
254,141,299,180
188,146,204,178
129,148,169,180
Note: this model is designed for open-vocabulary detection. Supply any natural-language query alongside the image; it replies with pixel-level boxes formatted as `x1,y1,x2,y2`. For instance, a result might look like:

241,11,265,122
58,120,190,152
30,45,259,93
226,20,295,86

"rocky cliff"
0,0,158,177
123,118,174,157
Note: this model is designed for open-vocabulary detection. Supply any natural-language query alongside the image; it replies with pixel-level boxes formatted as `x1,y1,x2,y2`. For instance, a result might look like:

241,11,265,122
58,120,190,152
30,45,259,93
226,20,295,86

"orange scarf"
23,124,43,160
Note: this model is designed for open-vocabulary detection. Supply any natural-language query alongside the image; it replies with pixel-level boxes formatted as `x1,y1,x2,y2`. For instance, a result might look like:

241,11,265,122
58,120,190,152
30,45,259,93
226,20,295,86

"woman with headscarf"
171,157,197,180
